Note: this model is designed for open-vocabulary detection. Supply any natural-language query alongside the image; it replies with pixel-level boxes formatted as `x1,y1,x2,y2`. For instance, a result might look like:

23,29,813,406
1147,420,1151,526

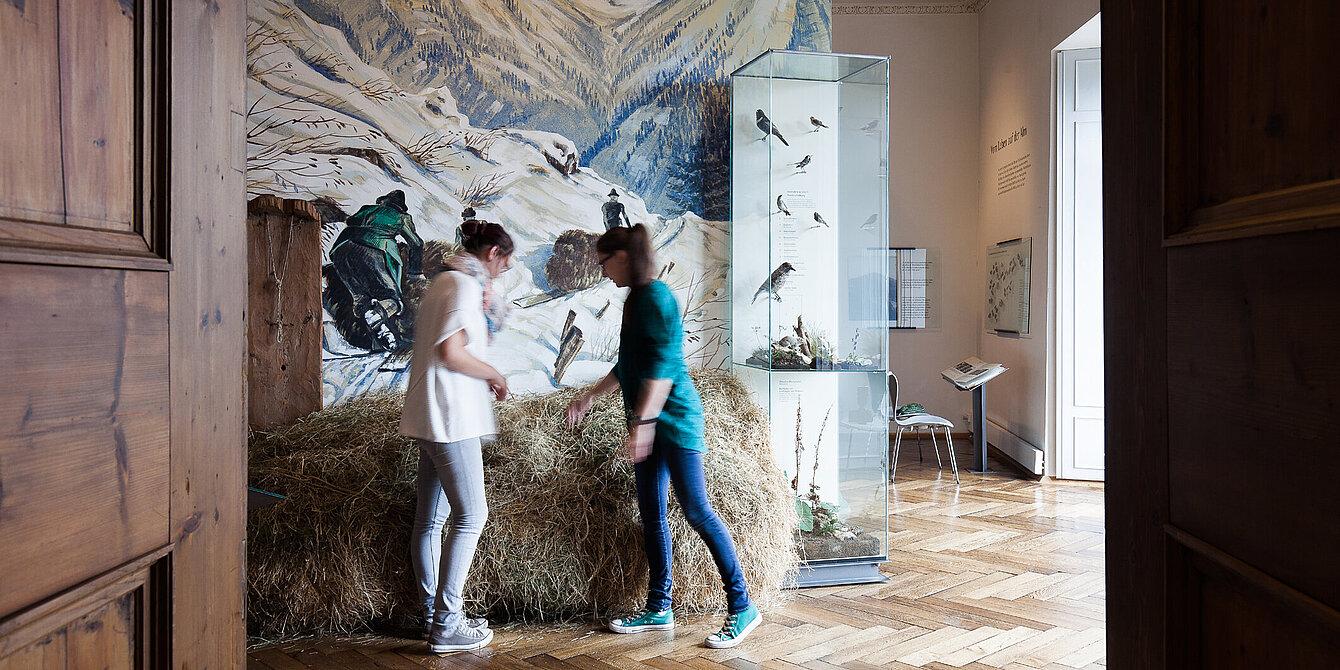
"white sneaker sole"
428,628,493,654
704,613,760,649
608,621,675,634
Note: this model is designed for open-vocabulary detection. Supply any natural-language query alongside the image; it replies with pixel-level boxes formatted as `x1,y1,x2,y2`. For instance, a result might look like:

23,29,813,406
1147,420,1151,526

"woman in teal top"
566,224,760,649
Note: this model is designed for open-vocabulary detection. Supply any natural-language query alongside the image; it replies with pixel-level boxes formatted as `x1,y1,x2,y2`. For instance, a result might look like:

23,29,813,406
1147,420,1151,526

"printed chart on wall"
888,248,934,328
985,237,1031,334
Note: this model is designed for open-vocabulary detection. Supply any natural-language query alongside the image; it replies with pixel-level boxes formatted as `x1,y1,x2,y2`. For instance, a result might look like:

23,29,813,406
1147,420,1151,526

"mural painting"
245,0,832,404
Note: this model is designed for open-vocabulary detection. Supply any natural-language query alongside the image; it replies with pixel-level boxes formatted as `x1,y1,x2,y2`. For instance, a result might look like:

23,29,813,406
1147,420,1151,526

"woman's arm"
438,330,508,400
565,370,620,427
624,377,671,463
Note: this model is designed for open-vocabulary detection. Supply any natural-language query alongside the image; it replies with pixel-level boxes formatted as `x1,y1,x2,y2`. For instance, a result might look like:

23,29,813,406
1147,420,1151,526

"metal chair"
888,372,959,484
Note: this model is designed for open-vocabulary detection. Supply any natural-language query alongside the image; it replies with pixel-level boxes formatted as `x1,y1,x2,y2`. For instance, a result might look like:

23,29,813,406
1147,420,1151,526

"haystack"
247,369,796,639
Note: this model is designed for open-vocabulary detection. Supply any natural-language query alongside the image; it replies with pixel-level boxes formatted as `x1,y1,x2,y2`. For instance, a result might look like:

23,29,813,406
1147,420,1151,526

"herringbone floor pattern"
249,441,1105,669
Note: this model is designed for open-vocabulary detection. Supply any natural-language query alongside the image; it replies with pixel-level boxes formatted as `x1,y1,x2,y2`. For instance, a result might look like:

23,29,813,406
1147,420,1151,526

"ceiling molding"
833,0,992,14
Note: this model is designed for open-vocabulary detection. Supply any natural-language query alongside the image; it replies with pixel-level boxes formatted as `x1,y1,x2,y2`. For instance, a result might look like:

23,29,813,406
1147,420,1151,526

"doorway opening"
1053,15,1104,481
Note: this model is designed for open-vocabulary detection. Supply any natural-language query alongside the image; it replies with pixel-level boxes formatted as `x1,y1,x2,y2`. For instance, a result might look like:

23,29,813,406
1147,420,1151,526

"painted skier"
326,189,424,352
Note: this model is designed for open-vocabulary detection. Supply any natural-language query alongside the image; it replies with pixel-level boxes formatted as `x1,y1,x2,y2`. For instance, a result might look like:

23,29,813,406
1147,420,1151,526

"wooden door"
1106,0,1340,666
0,0,245,667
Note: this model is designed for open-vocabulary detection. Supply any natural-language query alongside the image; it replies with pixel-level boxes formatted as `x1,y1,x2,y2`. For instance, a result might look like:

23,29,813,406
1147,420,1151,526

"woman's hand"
624,423,654,463
565,392,595,428
487,373,509,401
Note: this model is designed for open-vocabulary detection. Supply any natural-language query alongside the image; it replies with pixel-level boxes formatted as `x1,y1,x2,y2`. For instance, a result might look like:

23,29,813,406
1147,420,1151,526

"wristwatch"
628,414,658,427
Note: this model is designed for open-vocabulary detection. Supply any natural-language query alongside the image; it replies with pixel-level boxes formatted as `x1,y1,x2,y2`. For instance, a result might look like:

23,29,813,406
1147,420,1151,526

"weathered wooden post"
247,195,323,429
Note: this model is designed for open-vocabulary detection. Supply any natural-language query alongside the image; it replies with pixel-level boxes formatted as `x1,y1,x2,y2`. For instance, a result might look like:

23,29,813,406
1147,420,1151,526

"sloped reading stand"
941,357,1008,473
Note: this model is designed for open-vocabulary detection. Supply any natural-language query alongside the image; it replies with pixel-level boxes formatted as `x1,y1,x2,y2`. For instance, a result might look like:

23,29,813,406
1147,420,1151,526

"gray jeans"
411,437,488,629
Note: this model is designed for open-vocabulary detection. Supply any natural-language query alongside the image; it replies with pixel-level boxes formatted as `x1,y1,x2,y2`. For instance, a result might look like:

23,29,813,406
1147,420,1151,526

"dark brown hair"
458,220,515,257
596,224,656,287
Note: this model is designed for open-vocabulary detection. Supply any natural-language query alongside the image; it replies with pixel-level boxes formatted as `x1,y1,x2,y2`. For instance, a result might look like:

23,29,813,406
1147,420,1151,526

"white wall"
833,1,1099,474
834,13,980,424
977,0,1098,469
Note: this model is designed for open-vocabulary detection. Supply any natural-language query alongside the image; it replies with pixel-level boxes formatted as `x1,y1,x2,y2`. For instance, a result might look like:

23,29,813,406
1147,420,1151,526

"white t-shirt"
399,271,497,443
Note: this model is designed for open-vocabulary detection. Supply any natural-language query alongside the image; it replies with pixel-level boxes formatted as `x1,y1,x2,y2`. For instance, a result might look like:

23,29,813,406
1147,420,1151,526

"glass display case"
730,50,891,586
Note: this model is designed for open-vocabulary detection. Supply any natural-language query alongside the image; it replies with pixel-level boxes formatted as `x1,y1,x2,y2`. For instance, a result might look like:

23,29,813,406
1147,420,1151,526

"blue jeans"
411,437,488,629
634,445,752,614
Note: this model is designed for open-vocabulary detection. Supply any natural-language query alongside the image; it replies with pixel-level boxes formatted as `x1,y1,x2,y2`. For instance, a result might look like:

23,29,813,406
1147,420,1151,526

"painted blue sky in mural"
291,0,831,217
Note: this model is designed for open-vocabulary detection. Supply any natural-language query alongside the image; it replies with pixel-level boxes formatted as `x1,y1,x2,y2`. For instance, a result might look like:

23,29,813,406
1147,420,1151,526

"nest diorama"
247,369,798,640
744,315,835,370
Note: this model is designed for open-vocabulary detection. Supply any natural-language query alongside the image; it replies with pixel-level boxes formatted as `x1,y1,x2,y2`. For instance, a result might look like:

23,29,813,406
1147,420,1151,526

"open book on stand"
942,356,1008,390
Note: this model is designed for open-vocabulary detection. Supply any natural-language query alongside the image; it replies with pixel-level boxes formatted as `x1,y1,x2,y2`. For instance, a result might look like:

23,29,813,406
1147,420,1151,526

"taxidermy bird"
753,262,796,304
793,155,812,171
776,195,791,216
813,212,829,228
810,116,828,130
756,109,789,146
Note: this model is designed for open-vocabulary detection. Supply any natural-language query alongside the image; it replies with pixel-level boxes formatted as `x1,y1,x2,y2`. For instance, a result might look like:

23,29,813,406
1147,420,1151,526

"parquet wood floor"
249,442,1106,669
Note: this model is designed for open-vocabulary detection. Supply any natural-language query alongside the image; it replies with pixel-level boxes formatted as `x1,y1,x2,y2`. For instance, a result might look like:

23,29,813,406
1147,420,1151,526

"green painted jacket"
331,203,424,281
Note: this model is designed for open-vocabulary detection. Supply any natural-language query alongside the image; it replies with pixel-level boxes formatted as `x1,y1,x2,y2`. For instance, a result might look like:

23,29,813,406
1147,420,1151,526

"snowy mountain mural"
246,0,831,403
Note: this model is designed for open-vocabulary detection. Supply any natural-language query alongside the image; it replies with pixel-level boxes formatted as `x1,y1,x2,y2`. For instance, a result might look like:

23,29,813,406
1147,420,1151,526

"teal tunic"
612,281,706,452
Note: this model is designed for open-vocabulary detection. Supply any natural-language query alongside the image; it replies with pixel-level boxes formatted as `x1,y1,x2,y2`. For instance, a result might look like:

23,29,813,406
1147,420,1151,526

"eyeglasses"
597,254,613,266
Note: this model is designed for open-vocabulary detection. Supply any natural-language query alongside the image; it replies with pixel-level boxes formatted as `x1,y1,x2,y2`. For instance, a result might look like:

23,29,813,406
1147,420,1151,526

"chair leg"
891,427,904,482
944,427,960,484
932,426,943,469
928,427,943,470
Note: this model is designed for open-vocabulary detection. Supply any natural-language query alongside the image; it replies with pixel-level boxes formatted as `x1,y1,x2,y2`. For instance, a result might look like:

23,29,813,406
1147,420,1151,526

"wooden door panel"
1167,0,1340,240
58,0,136,230
1166,229,1340,611
0,631,65,670
0,0,66,225
1194,1,1340,206
0,0,162,269
0,551,165,668
65,593,136,670
0,263,169,618
1168,532,1340,668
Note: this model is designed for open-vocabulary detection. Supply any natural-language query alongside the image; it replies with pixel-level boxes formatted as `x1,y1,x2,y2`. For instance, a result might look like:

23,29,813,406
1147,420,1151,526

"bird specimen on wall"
793,155,812,172
753,262,796,304
813,212,829,228
861,119,879,132
776,195,791,216
860,213,879,231
810,116,828,131
756,109,789,146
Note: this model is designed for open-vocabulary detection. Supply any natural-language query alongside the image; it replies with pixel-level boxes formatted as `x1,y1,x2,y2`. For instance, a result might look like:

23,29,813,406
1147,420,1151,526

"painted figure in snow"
602,188,632,230
327,189,424,352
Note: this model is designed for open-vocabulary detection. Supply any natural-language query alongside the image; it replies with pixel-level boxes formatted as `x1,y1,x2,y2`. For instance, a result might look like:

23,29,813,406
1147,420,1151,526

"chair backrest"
887,371,900,416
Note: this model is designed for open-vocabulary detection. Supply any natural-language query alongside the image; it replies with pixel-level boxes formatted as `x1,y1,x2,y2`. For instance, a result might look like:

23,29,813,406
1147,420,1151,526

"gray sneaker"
422,616,488,639
427,622,493,654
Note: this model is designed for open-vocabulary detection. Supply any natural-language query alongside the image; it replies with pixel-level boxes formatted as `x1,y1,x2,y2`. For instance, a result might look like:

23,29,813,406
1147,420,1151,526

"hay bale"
247,369,797,639
545,229,602,291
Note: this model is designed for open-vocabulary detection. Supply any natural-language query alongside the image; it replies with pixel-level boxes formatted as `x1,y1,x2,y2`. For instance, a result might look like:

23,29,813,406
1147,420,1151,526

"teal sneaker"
608,608,674,633
705,605,760,649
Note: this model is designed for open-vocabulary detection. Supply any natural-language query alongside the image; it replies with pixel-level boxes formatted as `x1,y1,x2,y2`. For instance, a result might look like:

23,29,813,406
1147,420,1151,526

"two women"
403,219,758,656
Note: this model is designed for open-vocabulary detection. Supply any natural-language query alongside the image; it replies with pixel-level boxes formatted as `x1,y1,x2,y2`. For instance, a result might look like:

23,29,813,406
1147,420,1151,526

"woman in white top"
399,220,513,654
